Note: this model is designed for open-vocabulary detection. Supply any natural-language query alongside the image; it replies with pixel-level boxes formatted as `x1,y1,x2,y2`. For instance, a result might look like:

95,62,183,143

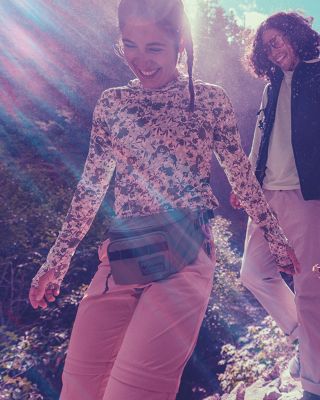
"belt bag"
107,209,208,285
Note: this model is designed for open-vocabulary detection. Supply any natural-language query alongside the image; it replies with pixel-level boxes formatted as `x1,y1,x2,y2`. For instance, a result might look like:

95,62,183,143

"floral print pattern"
32,74,292,288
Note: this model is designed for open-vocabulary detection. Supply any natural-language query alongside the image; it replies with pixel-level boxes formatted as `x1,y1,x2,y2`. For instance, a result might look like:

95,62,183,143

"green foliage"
177,216,266,399
0,286,87,399
1,377,43,400
194,0,262,101
0,158,75,323
0,149,114,324
218,316,293,393
209,217,264,334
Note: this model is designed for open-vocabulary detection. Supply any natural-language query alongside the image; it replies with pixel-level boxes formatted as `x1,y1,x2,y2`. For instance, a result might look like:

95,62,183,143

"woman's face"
121,18,181,89
262,28,299,72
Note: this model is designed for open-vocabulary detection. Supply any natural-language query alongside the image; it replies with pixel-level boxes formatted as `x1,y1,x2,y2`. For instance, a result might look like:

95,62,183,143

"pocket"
85,264,111,297
107,231,172,285
308,199,320,209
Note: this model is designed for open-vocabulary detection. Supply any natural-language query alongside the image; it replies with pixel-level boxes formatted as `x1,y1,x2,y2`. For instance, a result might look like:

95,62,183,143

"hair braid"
181,7,195,111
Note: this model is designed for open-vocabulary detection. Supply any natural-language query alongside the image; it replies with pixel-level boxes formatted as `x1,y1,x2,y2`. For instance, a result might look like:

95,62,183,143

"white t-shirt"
263,71,300,190
249,72,300,190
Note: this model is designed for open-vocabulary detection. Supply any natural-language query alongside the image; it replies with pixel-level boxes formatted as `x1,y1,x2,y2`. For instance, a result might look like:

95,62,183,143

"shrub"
218,315,294,393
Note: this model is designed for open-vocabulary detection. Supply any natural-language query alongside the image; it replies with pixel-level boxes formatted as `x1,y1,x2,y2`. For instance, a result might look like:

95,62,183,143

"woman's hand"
278,245,301,275
229,192,242,209
29,270,60,309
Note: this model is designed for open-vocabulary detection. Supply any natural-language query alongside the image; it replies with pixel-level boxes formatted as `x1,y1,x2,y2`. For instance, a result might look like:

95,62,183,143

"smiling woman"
29,1,300,399
121,20,181,89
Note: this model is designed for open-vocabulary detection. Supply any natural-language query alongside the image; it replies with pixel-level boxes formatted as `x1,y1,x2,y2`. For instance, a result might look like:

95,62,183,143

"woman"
29,1,299,399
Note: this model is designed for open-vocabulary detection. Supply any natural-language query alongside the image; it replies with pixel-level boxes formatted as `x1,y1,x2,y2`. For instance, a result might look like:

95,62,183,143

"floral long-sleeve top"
32,74,292,287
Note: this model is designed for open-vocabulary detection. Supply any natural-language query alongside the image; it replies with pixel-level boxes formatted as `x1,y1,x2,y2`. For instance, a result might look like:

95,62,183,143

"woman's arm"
212,87,299,274
29,93,116,307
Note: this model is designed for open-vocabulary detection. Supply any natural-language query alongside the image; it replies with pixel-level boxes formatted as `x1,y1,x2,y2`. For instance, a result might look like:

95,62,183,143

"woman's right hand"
277,245,301,275
29,270,60,309
230,192,242,209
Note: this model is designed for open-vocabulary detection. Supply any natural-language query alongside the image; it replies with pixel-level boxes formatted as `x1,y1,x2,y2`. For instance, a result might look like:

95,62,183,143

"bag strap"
108,241,169,261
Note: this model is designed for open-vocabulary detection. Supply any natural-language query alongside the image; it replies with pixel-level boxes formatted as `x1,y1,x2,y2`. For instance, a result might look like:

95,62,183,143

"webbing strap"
108,241,169,261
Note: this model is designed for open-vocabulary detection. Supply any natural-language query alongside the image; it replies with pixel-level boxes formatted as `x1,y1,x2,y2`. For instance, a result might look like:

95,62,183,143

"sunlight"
184,0,199,34
243,10,268,28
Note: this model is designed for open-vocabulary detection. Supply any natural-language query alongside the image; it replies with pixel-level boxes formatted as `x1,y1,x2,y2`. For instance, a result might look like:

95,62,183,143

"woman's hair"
118,0,195,111
244,11,320,80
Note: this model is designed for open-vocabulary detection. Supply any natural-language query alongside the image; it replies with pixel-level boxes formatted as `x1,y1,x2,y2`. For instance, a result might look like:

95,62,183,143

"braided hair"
118,0,195,111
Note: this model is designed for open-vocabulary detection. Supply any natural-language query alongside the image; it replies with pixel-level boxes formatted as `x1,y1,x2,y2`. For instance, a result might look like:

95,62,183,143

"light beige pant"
241,189,320,395
60,241,215,400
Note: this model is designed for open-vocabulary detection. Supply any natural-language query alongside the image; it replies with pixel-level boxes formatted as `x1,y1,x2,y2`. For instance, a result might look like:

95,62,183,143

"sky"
185,0,320,31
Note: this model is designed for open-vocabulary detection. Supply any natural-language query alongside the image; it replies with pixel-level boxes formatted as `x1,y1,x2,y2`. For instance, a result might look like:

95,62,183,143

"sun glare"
184,0,199,34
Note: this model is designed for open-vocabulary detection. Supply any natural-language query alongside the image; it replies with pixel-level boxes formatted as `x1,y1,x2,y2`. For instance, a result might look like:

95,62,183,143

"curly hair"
244,11,320,80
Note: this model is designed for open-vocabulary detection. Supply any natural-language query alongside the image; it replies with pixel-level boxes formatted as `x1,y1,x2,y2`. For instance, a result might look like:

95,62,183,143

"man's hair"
117,0,195,111
244,11,320,80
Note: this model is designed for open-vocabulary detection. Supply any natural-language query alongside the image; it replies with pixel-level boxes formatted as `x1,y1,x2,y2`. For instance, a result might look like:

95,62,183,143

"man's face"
262,28,300,72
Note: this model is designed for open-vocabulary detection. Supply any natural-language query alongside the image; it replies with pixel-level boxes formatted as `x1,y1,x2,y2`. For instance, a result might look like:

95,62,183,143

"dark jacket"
255,60,320,200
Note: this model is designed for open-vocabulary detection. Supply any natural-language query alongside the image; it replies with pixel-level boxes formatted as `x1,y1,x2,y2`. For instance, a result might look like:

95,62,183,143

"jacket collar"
270,58,320,87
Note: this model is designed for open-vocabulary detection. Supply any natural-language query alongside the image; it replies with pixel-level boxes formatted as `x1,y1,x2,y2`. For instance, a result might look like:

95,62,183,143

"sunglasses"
263,34,286,55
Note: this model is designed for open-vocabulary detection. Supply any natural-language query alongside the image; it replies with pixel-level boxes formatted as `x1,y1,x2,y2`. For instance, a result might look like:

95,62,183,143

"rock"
219,365,303,400
220,382,246,400
244,378,281,400
263,365,281,382
263,389,282,400
278,369,301,394
278,391,303,400
229,381,246,400
203,395,221,400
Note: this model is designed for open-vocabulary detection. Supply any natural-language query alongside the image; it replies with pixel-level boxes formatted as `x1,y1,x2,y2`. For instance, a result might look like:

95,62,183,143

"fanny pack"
106,209,213,285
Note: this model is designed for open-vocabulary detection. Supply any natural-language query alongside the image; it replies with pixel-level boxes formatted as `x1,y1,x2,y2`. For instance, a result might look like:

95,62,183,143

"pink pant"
60,240,215,400
241,189,320,395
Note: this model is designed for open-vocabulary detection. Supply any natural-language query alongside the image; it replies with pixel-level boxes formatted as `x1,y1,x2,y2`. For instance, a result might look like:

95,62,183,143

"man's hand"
230,192,242,209
312,264,320,278
29,270,60,309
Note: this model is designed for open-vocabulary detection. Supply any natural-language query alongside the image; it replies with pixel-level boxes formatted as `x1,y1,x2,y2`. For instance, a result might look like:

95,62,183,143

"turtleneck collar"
127,72,188,93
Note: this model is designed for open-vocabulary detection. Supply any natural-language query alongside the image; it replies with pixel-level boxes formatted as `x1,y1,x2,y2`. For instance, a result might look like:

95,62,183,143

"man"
231,12,320,400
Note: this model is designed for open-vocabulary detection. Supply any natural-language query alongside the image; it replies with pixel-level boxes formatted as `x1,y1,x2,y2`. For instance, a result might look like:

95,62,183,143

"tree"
193,0,265,229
